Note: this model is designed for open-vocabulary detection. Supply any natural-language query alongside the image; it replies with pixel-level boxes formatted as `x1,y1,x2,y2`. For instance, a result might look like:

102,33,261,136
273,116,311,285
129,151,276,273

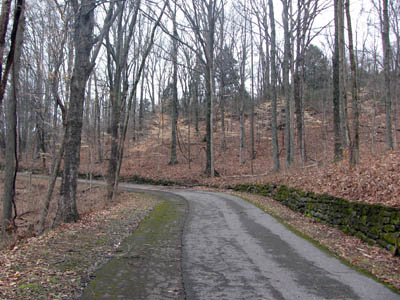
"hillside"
7,99,400,208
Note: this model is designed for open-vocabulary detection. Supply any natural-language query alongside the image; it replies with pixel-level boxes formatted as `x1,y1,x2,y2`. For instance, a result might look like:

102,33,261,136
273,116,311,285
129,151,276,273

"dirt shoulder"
227,190,400,293
81,191,187,300
0,190,160,300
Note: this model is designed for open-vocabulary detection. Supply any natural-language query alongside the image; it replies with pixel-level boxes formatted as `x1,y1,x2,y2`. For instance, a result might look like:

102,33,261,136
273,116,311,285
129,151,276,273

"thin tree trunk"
333,0,343,161
110,2,166,200
250,20,255,169
2,0,23,239
94,72,103,162
269,0,279,172
39,133,65,234
294,0,305,163
169,3,178,165
239,9,247,166
204,21,215,176
339,0,348,148
282,0,292,167
381,0,393,150
138,70,145,135
345,0,359,166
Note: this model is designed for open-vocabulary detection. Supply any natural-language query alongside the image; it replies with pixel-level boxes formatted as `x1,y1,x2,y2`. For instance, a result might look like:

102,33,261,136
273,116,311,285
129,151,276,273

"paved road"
174,189,399,300
80,182,399,300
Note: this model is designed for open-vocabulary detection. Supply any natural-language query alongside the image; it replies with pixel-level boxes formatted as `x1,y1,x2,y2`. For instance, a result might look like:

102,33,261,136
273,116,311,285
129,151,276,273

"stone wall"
233,184,400,252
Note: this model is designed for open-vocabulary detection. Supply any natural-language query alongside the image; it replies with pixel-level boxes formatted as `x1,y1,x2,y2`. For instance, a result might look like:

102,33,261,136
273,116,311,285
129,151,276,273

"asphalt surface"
176,190,399,300
79,182,400,300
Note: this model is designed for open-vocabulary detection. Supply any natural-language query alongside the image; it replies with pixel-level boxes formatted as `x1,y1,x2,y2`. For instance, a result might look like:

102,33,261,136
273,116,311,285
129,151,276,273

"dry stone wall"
233,184,400,252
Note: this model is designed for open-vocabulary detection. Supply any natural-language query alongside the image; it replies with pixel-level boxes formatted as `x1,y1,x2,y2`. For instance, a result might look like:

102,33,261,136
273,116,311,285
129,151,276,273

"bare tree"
268,0,280,172
105,0,141,200
381,0,393,149
54,0,118,225
282,0,293,166
179,0,223,177
0,0,20,108
2,0,24,239
169,1,179,165
108,1,167,201
345,0,359,166
237,1,248,165
333,0,343,161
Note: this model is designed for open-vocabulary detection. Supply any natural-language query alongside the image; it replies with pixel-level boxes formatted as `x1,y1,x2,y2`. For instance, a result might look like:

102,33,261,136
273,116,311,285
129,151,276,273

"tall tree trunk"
239,12,247,166
108,1,165,200
204,1,216,177
294,0,305,163
205,64,213,175
269,0,280,172
282,0,292,166
338,0,348,148
345,0,359,166
381,0,393,150
54,0,96,225
333,0,343,161
105,0,131,201
250,20,255,165
169,3,178,165
2,0,23,239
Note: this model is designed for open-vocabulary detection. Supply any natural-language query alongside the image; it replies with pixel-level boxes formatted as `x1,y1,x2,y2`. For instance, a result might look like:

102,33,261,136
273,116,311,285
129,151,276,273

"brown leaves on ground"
251,150,400,207
0,189,160,300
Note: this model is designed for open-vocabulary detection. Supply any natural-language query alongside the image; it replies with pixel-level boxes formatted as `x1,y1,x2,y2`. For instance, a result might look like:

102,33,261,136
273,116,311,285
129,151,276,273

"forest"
0,0,400,296
1,0,400,234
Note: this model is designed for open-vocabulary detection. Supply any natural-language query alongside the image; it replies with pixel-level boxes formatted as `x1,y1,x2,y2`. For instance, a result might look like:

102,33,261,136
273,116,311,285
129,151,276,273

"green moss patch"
81,193,187,299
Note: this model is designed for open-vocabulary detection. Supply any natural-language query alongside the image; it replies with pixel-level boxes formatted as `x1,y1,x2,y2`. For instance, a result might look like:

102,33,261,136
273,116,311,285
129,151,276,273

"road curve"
77,180,399,300
174,190,399,300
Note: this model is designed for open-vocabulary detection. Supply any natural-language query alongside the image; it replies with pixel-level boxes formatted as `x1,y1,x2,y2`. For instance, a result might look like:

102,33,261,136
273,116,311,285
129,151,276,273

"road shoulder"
80,191,187,300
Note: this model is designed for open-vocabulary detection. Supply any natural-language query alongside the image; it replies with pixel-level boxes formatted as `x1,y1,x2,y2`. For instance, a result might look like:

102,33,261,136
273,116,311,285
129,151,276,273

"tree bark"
345,0,359,166
333,0,343,161
381,0,393,150
169,2,178,165
54,0,97,225
269,0,280,172
282,0,293,166
338,0,348,148
2,0,23,239
239,10,247,166
0,0,11,108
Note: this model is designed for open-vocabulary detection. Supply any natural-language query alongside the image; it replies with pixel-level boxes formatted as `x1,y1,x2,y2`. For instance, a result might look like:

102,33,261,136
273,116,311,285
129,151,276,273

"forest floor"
74,102,400,207
0,175,161,300
12,101,400,208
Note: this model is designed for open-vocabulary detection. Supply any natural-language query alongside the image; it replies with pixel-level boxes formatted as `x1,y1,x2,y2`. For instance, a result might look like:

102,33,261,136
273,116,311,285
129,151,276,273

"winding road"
81,183,400,300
